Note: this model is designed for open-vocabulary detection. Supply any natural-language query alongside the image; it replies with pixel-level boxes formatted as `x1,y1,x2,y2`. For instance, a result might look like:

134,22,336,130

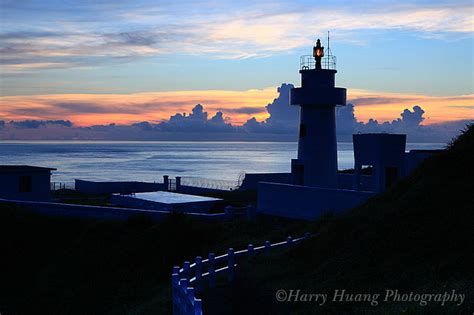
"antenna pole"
327,31,330,50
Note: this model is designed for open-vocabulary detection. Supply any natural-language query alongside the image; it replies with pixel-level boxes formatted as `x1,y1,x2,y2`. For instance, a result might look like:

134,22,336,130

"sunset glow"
1,88,472,126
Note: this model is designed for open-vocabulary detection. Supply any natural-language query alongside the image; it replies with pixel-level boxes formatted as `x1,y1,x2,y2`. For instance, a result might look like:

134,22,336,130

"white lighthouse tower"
290,37,347,188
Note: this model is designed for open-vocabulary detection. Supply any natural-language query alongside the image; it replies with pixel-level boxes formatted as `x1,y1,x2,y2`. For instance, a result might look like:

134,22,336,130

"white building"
257,39,439,220
0,165,55,201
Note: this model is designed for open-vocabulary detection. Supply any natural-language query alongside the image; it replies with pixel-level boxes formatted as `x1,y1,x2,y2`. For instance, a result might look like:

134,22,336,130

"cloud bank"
1,84,471,142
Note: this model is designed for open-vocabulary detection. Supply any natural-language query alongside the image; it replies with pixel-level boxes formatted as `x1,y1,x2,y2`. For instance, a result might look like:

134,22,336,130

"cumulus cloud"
0,83,471,142
159,104,233,132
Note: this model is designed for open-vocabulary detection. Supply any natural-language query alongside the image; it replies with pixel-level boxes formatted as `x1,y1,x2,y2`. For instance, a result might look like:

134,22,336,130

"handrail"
171,233,311,314
300,55,337,70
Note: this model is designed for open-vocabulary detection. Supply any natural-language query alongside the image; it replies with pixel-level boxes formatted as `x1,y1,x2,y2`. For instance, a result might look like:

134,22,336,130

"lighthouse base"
291,158,338,188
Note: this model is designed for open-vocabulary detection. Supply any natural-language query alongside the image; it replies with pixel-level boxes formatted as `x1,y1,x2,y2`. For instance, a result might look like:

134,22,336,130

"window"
19,175,32,193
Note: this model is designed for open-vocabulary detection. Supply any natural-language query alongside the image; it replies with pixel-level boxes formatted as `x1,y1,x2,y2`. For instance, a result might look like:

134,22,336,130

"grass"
200,123,474,314
0,201,311,314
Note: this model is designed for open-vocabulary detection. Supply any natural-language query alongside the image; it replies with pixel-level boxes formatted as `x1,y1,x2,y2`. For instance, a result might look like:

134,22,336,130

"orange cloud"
349,89,474,124
0,88,472,126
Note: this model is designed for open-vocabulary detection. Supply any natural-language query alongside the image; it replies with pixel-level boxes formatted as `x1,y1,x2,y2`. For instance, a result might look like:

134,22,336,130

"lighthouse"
290,38,347,188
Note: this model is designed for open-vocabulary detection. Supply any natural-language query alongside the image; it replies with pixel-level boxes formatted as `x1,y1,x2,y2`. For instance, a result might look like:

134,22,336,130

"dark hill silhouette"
202,124,474,314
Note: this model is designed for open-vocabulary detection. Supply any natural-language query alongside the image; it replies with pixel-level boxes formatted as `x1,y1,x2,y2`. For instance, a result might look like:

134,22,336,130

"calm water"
0,141,445,185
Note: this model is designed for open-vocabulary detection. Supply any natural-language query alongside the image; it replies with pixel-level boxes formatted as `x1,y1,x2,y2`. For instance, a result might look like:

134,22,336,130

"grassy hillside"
0,201,311,314
202,124,474,314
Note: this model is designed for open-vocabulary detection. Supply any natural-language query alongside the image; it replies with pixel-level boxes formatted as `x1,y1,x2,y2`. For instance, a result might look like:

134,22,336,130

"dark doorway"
385,167,398,189
294,164,304,185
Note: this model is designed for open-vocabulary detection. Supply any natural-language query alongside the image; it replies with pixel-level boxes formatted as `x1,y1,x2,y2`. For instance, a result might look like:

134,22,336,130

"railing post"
208,253,216,288
172,266,180,276
163,175,169,191
264,240,271,252
176,176,182,192
224,206,234,219
194,299,203,315
286,236,293,246
195,256,203,293
183,261,190,279
227,248,235,282
247,244,254,255
187,287,195,313
180,279,189,314
172,273,179,315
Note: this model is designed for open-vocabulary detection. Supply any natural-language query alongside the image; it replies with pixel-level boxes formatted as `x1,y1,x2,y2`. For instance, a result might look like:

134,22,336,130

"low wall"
239,173,292,191
0,198,227,221
177,185,231,195
75,180,163,194
404,150,443,176
110,194,218,213
337,173,373,191
257,182,374,220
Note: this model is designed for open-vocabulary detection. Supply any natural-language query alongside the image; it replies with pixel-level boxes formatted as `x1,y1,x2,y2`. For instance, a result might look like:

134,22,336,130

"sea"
0,141,445,187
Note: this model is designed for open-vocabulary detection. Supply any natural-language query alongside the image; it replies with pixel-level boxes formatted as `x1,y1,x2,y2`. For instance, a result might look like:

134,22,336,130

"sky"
0,0,473,136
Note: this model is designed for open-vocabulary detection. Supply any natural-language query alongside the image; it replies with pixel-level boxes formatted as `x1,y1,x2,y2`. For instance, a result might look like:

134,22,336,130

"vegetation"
201,124,474,314
0,202,310,314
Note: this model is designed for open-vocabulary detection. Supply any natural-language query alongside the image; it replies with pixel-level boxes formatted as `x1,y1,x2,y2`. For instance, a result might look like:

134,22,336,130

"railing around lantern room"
300,54,337,70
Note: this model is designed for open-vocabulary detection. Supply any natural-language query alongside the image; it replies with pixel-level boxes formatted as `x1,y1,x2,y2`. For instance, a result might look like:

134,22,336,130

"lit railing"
181,177,239,191
171,233,311,314
300,55,336,70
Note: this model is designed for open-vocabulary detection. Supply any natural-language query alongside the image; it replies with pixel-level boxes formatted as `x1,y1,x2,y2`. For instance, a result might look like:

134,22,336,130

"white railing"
171,233,311,314
180,177,239,191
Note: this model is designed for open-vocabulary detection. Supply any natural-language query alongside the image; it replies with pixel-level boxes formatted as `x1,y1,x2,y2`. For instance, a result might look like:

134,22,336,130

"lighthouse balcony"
290,86,346,106
300,55,336,70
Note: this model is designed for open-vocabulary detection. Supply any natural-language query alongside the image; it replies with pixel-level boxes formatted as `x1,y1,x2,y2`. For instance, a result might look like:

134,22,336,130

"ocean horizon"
0,141,445,185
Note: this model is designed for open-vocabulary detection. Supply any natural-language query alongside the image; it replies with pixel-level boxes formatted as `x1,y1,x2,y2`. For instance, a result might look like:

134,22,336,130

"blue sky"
0,0,473,127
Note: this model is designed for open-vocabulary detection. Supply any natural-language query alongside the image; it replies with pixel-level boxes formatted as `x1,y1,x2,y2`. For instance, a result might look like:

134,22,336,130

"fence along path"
171,233,310,315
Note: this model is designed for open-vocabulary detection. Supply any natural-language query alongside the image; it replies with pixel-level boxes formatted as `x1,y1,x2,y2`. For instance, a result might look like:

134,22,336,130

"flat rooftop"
115,191,222,204
0,165,56,172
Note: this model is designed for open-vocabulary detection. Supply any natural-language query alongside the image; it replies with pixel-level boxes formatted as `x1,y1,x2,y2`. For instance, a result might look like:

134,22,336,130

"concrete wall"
238,173,292,191
75,180,163,194
257,182,374,220
0,172,51,201
177,185,229,195
404,150,443,176
337,173,373,191
110,194,217,213
0,198,227,222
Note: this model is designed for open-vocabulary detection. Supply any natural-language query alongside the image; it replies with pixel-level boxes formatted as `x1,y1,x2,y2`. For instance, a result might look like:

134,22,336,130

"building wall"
0,172,51,201
75,180,163,194
404,150,443,176
238,173,292,191
337,173,373,191
257,182,374,220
